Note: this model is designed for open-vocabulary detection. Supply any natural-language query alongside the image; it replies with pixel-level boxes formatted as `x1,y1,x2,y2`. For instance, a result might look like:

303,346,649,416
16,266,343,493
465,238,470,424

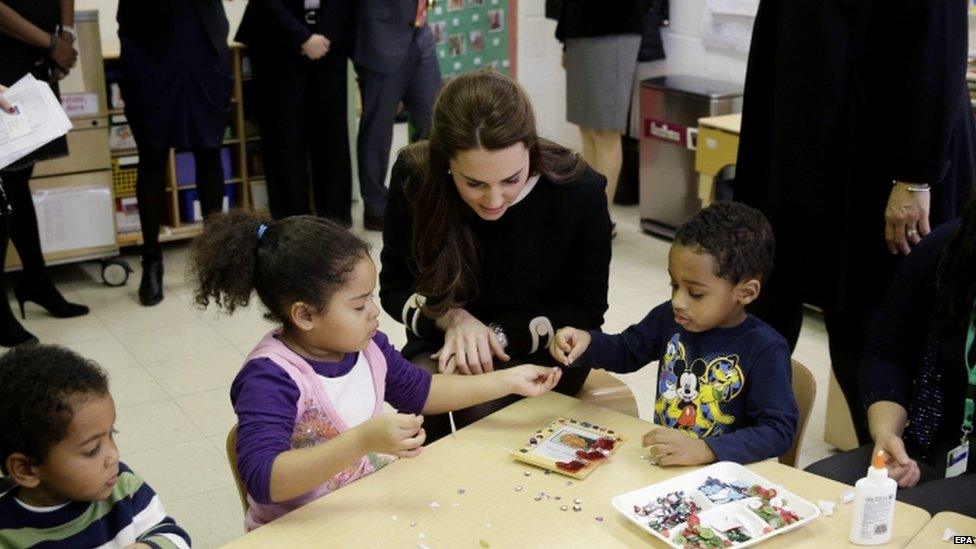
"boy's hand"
359,413,426,458
505,365,562,397
549,327,591,366
642,427,715,467
874,432,920,488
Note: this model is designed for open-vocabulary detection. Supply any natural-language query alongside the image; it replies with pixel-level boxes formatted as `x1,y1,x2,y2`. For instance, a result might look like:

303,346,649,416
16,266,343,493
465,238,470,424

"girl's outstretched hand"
505,365,562,397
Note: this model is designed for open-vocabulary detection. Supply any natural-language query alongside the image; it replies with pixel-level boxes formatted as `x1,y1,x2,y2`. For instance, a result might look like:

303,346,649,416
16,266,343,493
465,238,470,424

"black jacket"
379,151,613,364
117,0,228,58
235,0,350,55
555,0,645,42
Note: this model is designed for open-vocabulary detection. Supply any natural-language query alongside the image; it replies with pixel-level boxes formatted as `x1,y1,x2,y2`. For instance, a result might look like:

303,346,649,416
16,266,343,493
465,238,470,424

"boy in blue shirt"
551,202,798,465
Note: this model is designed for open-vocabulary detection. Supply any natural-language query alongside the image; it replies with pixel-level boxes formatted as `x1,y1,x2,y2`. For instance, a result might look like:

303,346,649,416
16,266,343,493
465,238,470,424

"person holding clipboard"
0,0,88,348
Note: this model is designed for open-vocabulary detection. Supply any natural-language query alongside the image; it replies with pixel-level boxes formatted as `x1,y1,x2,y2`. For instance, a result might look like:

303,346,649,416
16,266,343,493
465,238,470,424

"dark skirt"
118,0,231,151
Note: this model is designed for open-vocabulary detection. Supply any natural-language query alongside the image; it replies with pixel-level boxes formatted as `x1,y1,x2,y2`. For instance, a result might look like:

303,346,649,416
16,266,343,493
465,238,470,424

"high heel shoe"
14,278,89,319
139,255,164,307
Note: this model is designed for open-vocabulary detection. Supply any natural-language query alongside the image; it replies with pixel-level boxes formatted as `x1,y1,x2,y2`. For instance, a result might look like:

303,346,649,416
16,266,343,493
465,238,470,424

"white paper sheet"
0,74,73,169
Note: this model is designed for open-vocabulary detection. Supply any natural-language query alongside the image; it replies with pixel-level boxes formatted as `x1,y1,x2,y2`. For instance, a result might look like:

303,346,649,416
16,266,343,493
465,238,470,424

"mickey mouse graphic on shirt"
654,334,745,437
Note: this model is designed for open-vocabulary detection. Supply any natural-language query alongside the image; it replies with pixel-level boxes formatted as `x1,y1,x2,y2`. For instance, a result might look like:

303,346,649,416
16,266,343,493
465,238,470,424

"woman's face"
449,143,531,221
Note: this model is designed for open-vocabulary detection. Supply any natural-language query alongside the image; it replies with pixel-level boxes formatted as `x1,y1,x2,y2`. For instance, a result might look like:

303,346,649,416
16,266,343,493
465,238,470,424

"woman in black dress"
117,0,232,306
0,0,88,347
380,70,613,439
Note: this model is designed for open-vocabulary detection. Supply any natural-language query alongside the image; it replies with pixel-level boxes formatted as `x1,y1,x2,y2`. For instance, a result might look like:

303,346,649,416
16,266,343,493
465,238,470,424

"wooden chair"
780,359,817,467
226,424,249,514
577,369,640,418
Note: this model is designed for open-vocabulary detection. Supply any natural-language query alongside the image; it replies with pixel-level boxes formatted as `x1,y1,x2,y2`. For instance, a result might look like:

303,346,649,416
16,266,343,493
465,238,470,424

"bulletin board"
428,0,518,79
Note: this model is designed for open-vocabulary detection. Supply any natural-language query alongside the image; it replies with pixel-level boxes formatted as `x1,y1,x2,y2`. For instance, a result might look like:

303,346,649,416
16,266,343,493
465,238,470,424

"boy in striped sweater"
0,345,190,548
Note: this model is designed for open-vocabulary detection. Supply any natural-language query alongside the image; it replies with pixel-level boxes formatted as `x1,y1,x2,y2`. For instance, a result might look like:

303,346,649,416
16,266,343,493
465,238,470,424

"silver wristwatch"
488,323,508,350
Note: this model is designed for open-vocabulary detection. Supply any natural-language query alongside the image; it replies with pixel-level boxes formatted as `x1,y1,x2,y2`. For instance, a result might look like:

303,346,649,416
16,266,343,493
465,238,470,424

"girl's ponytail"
190,209,270,314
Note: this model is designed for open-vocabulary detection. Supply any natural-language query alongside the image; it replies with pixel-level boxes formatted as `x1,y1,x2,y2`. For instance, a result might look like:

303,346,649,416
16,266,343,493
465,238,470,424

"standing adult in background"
735,0,974,444
555,0,643,229
118,0,233,306
352,0,442,231
236,0,353,224
0,0,88,347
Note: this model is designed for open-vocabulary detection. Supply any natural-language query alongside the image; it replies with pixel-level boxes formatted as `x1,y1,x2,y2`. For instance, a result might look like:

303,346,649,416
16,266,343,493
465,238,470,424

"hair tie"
257,223,268,240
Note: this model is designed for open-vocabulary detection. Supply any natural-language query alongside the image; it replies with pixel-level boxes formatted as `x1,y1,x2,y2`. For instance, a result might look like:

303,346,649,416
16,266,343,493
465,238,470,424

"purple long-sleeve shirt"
230,331,432,504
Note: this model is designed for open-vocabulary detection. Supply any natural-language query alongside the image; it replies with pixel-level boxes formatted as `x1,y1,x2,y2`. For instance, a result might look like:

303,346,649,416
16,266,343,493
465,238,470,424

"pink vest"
243,331,396,531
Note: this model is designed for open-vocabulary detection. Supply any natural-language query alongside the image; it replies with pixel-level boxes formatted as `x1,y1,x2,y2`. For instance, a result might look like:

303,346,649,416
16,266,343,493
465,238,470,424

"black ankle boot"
139,255,164,307
14,277,89,319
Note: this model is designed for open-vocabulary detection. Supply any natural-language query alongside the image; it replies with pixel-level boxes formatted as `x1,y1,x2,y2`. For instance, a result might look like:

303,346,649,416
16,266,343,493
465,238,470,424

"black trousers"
251,50,351,223
136,147,224,257
806,444,976,516
355,38,440,218
749,279,876,446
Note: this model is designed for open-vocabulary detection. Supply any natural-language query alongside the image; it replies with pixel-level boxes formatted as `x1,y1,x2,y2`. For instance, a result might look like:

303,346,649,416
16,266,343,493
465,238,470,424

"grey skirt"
565,34,641,132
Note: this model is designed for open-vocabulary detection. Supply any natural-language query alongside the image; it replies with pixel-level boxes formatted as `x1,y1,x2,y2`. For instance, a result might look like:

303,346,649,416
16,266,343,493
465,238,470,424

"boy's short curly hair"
0,345,109,474
674,201,775,283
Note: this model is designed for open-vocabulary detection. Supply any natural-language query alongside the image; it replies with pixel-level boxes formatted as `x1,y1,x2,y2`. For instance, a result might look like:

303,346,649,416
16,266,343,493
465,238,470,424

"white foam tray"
612,461,821,548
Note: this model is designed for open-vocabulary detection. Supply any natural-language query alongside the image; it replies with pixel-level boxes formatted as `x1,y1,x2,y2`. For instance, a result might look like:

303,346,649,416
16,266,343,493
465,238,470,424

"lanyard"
962,305,976,441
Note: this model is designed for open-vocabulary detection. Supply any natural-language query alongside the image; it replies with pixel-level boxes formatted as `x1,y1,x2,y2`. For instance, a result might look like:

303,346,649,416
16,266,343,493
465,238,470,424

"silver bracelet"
893,180,930,193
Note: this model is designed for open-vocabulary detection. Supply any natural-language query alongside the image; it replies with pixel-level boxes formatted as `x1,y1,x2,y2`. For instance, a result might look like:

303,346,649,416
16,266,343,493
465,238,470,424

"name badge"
946,440,969,478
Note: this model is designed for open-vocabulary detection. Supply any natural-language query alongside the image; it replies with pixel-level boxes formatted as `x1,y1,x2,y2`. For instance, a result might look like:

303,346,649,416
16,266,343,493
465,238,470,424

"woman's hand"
301,33,330,60
0,84,14,114
874,431,920,488
642,427,716,467
433,308,510,375
357,413,426,458
549,327,591,366
49,35,77,71
885,182,931,255
504,365,562,397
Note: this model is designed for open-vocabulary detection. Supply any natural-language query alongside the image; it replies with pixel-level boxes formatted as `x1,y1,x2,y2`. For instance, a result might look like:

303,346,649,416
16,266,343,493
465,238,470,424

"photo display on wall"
428,0,511,77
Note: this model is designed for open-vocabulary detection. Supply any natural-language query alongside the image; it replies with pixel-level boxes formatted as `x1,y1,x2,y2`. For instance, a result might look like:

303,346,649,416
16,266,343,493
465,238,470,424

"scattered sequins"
479,541,490,548
573,498,582,505
554,496,561,501
515,485,524,492
524,471,532,477
409,522,417,528
457,488,466,495
391,516,397,521
429,501,440,509
595,516,605,522
544,470,552,475
573,505,582,512
418,533,425,539
560,505,568,511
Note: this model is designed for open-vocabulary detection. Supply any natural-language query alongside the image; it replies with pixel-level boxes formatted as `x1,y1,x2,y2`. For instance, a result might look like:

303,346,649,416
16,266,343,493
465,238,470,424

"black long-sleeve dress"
735,0,974,312
379,151,613,395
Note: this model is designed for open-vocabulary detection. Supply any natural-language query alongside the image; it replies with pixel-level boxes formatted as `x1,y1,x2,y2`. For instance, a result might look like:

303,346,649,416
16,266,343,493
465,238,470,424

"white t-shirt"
318,352,377,428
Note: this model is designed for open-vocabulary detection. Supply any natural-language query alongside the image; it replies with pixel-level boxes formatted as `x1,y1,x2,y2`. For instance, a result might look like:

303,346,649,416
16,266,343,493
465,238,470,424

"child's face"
667,244,758,333
24,392,120,506
305,255,382,355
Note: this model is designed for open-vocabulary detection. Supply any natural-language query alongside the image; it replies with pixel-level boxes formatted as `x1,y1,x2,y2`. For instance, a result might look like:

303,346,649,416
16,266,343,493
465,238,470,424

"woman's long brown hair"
403,69,585,317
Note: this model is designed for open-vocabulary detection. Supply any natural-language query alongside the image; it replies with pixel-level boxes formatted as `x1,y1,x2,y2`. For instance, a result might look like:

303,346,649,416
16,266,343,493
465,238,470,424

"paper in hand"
0,74,73,170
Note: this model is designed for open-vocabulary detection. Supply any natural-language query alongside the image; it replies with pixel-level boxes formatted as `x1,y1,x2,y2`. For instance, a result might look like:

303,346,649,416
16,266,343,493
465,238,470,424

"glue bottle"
849,450,897,545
